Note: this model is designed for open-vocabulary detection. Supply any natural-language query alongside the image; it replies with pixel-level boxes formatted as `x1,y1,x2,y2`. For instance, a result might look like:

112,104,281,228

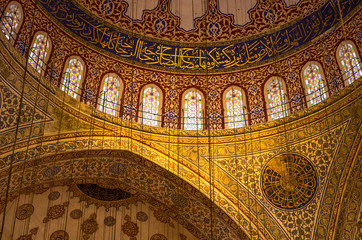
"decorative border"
37,0,360,71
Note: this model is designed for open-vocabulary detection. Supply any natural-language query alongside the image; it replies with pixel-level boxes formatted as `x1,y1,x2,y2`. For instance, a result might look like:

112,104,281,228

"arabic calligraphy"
38,0,359,71
261,154,317,210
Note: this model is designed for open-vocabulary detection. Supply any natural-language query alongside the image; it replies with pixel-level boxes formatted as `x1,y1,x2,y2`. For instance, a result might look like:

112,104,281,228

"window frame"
264,77,289,121
28,31,52,75
97,73,124,117
222,86,248,129
61,56,86,100
1,1,23,42
336,40,362,86
181,88,205,131
138,84,163,127
301,61,328,107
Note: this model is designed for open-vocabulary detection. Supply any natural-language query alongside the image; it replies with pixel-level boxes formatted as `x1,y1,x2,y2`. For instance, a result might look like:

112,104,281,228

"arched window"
1,2,22,40
183,90,203,130
140,86,161,127
224,87,246,128
338,42,362,85
302,63,327,106
28,33,50,73
62,57,84,99
266,78,288,121
99,74,122,116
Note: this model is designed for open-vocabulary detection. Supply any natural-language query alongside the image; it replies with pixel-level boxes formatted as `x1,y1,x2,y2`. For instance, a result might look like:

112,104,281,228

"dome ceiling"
36,0,359,72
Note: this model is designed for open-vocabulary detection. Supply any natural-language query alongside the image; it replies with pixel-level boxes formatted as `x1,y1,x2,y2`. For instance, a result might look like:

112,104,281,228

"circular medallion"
150,233,167,240
136,211,148,222
70,209,82,219
50,230,69,240
261,154,317,210
16,204,34,220
104,216,116,226
48,191,60,200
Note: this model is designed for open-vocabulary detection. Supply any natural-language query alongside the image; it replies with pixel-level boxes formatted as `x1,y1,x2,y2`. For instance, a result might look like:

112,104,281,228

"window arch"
302,62,327,106
140,85,162,127
337,41,362,85
99,74,122,116
223,86,246,128
183,89,203,130
1,2,23,40
62,57,85,99
28,32,51,73
265,77,288,121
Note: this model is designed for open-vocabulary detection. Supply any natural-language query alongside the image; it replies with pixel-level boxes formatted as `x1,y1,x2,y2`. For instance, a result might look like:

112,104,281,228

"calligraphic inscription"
261,154,317,210
38,0,359,71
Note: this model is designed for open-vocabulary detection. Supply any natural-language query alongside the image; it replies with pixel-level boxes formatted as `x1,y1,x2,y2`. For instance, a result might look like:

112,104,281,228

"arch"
222,86,247,128
139,84,163,127
61,56,86,100
182,89,204,130
28,31,52,73
98,73,123,116
1,1,23,41
336,40,362,85
264,77,288,121
301,61,328,106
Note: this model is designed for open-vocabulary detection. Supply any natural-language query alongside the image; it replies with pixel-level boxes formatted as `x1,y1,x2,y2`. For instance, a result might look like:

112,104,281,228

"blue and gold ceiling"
38,0,360,71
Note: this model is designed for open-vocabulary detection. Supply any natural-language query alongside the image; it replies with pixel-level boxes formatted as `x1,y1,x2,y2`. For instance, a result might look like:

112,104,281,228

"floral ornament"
43,202,69,223
16,227,38,240
100,0,114,16
264,9,275,25
180,234,187,240
150,233,168,240
122,215,139,240
81,213,99,239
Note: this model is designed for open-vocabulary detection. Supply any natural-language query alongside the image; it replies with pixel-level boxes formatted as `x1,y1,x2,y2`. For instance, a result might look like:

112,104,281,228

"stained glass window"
184,90,202,130
1,4,21,40
226,88,245,128
62,58,83,98
141,86,160,126
267,79,287,120
304,64,326,105
99,75,121,116
339,43,362,85
28,34,49,73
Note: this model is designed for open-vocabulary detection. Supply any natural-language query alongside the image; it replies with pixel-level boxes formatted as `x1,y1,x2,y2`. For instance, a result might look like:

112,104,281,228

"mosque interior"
0,0,361,239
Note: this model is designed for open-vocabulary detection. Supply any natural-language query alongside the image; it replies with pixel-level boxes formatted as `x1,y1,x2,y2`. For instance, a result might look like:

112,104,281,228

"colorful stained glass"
184,91,202,130
339,43,362,85
226,89,245,128
141,86,160,126
1,4,21,40
28,34,49,73
304,64,326,105
62,59,83,98
267,79,287,120
99,75,121,116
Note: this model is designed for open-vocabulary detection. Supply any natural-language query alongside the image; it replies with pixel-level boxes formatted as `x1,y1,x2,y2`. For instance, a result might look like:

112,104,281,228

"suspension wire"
0,0,38,237
200,0,214,238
